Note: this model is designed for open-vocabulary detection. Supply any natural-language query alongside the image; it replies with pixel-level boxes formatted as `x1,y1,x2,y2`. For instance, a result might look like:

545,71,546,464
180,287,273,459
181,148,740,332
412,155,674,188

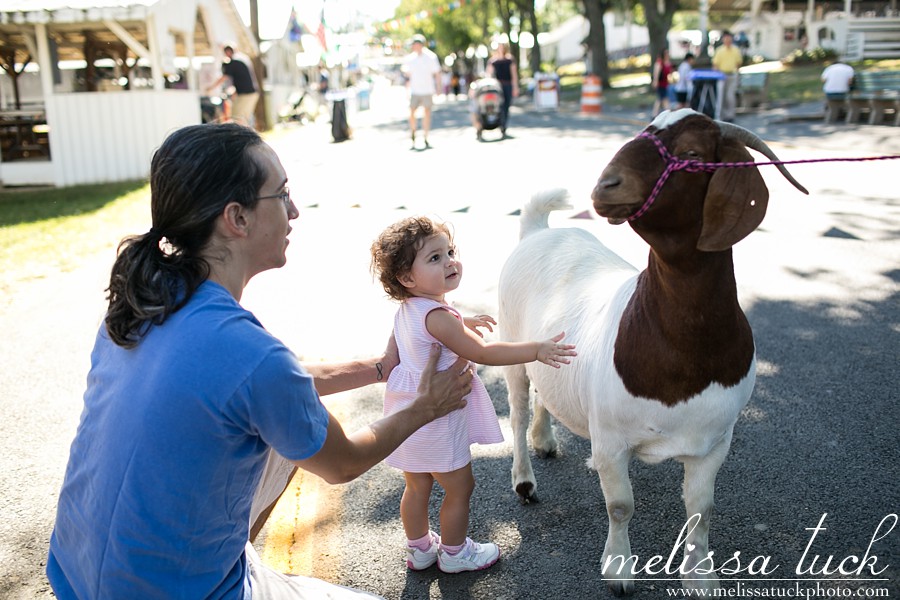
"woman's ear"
221,202,251,238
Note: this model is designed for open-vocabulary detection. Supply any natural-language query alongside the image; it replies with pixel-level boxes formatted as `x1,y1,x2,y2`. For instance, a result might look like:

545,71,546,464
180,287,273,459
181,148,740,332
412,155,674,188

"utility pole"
249,0,269,131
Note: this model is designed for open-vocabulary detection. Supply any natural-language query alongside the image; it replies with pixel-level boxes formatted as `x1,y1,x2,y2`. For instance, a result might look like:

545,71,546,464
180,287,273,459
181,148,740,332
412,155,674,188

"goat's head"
592,109,808,253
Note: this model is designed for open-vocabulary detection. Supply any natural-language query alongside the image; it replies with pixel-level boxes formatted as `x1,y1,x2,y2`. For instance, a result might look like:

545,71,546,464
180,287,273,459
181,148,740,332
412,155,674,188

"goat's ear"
697,140,769,252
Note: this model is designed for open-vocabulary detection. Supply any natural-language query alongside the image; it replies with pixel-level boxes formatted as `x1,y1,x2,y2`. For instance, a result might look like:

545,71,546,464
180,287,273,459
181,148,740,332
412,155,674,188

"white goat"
498,110,808,595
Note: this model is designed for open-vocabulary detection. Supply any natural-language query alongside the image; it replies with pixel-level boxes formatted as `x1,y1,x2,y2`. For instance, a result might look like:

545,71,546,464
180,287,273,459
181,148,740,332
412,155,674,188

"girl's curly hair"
370,216,453,301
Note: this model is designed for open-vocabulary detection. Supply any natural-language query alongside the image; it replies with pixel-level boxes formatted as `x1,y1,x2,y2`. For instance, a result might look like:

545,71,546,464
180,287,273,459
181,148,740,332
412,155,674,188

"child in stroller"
468,76,503,140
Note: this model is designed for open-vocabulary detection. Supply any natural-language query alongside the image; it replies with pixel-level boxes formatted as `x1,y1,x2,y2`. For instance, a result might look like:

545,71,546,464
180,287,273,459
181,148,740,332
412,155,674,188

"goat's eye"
681,150,701,160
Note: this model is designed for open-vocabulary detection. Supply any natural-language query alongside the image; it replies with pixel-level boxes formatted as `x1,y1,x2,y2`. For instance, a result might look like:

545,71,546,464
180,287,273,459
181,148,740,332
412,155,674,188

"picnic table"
0,109,51,161
736,71,769,109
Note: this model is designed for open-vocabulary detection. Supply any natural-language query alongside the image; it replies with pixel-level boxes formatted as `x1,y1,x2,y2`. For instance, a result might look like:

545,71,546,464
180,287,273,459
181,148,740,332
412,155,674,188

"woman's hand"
414,343,472,419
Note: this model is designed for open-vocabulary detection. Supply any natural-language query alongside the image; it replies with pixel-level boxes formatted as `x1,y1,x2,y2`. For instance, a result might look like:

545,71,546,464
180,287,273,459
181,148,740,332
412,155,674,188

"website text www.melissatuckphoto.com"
664,581,892,597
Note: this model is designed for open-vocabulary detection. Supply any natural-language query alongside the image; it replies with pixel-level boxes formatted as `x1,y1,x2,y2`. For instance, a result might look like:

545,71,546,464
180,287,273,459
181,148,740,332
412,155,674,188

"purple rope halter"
628,131,900,222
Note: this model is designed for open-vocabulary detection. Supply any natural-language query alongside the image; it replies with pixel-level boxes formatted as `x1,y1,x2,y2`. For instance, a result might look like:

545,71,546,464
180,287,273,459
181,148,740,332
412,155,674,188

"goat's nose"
600,174,621,188
591,174,620,200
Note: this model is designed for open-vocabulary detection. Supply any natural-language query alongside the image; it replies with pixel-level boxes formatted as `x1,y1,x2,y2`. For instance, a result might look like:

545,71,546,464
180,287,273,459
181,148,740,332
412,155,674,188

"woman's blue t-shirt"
47,281,329,599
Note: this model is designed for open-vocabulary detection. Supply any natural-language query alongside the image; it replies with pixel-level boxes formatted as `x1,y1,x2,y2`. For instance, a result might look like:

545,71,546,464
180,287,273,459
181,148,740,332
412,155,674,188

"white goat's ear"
697,141,769,252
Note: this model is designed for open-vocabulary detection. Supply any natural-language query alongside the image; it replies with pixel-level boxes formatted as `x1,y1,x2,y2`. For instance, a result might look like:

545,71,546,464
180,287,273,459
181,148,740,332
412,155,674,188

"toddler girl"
370,216,576,573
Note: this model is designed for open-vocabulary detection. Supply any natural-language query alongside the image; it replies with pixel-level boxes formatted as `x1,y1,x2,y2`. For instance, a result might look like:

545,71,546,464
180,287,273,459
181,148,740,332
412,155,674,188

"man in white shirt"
402,34,442,149
821,62,855,99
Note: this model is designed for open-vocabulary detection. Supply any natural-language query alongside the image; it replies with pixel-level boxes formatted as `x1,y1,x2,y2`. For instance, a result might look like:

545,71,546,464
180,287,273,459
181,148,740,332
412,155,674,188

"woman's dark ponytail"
104,123,266,348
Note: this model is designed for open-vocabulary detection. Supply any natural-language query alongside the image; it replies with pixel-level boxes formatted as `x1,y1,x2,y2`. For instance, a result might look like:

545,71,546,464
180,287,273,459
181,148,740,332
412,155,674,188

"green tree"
582,0,615,87
390,0,492,61
639,0,680,70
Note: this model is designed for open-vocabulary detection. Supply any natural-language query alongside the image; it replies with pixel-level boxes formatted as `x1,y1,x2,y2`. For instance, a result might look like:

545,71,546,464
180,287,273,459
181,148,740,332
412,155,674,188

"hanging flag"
316,8,328,53
288,8,305,43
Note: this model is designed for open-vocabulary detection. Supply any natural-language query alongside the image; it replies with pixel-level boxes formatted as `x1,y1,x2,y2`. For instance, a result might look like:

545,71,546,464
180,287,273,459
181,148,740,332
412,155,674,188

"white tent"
0,0,256,187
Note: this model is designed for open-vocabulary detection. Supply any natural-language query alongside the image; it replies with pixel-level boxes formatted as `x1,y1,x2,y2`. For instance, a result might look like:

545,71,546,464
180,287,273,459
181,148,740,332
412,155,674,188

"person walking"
652,49,675,115
712,31,743,121
402,34,442,149
487,43,519,137
674,52,696,109
46,122,474,600
370,216,576,573
209,45,260,127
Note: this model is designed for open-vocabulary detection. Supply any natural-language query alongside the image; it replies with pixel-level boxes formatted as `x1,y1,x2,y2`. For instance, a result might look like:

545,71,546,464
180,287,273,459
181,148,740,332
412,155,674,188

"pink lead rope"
628,131,900,222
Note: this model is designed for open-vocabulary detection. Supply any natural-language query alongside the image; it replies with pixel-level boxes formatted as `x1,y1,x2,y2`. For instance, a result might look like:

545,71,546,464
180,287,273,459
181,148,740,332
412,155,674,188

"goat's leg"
678,436,731,593
506,364,538,504
530,388,558,459
595,444,636,596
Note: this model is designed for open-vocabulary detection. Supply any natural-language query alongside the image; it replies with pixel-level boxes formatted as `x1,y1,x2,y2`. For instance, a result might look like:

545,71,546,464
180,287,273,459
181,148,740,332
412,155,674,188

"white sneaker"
406,533,440,570
437,538,500,573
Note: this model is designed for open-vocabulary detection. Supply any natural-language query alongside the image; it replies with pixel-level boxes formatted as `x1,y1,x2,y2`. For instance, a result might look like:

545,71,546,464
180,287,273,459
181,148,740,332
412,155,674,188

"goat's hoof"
605,579,635,597
535,447,557,459
515,481,539,504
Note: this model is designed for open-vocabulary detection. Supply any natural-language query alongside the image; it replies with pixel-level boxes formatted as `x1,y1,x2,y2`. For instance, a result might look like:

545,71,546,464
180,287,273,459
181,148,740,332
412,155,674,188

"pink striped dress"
384,297,504,473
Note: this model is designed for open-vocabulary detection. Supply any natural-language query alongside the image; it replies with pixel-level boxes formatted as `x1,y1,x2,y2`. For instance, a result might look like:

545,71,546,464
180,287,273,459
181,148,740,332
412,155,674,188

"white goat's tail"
519,188,572,240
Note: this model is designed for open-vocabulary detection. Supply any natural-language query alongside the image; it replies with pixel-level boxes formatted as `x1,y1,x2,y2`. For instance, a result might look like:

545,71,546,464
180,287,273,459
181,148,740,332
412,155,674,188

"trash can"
690,69,726,119
331,99,350,142
355,83,371,111
326,90,351,143
533,72,559,110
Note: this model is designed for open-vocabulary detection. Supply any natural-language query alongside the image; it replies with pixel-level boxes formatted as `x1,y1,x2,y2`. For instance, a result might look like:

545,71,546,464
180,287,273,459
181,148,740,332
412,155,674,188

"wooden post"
249,0,268,131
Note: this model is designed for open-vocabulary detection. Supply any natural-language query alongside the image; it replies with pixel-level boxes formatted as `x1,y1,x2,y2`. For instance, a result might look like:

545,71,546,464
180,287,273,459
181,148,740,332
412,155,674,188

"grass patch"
0,181,150,291
0,126,291,293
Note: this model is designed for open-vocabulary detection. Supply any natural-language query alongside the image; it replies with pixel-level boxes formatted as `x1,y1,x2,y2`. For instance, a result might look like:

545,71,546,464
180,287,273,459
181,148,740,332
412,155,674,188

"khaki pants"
721,73,739,121
232,92,260,127
247,451,383,599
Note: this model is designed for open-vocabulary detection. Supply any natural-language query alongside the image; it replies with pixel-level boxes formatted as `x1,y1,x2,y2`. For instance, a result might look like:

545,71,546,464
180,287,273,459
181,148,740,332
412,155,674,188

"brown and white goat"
498,110,808,595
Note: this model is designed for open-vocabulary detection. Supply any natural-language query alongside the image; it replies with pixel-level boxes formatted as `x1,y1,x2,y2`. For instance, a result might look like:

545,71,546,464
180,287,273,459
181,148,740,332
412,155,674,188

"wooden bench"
845,70,900,125
736,71,769,109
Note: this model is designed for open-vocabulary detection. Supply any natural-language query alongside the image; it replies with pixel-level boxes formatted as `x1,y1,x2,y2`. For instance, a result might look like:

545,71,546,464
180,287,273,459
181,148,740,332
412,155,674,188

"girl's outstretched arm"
426,309,576,368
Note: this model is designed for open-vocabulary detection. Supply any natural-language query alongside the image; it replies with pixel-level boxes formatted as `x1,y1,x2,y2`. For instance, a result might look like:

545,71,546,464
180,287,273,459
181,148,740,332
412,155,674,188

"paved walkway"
1,78,897,599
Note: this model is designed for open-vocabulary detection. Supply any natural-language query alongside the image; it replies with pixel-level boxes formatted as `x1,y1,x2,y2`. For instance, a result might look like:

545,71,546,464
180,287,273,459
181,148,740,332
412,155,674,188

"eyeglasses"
257,188,293,210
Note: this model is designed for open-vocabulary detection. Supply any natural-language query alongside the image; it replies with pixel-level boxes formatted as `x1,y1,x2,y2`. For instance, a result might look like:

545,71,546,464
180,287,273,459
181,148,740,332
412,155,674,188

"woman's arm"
295,344,473,483
302,335,400,396
511,62,519,97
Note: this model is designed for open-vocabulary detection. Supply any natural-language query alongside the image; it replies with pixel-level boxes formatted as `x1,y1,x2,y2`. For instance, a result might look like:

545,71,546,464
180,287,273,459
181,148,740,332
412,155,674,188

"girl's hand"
537,331,577,368
464,314,497,338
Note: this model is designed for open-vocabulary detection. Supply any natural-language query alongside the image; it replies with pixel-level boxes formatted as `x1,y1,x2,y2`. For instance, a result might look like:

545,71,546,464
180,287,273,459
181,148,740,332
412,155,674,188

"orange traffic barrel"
581,75,603,113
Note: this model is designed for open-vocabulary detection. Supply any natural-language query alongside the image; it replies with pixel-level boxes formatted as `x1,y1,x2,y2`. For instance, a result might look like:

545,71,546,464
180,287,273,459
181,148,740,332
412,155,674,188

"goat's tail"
519,188,572,240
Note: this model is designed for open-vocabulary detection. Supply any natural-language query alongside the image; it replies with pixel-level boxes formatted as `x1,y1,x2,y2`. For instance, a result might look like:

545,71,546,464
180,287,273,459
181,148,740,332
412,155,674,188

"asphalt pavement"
1,80,897,599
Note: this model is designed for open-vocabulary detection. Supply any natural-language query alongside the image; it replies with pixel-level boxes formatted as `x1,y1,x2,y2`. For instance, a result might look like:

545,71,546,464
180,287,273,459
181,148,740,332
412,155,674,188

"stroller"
278,89,317,125
470,77,504,138
200,94,228,123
